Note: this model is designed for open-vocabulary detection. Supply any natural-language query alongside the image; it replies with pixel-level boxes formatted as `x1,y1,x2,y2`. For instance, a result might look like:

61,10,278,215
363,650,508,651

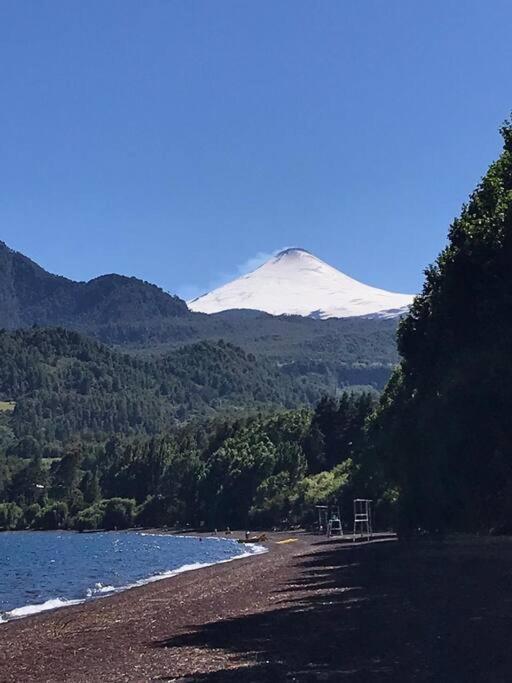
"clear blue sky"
1,1,511,300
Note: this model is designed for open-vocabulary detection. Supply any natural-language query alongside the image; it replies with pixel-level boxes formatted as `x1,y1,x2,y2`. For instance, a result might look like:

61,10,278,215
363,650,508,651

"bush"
36,502,69,530
0,502,23,529
24,503,42,528
102,498,136,530
73,498,136,530
135,495,171,528
74,504,104,531
249,472,297,528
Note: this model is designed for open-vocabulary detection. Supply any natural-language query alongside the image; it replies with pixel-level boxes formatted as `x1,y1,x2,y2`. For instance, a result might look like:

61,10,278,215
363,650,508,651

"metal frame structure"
327,510,343,538
315,504,343,537
315,505,328,534
353,498,373,541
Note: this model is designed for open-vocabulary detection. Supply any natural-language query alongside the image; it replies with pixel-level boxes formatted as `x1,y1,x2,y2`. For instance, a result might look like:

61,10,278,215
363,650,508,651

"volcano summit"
188,248,414,319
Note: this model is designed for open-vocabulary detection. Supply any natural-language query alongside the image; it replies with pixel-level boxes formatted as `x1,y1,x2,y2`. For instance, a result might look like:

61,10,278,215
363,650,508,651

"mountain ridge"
0,241,188,330
0,240,401,391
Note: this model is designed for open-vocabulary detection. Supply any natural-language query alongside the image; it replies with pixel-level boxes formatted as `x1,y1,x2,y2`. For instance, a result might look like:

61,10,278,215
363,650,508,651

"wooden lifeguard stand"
353,498,373,541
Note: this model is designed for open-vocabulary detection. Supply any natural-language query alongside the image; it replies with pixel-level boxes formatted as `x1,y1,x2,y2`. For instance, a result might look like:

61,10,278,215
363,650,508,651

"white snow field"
188,248,415,319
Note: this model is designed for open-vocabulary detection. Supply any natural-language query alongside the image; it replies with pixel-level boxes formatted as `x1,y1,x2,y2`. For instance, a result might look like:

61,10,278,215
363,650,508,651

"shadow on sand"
151,536,512,681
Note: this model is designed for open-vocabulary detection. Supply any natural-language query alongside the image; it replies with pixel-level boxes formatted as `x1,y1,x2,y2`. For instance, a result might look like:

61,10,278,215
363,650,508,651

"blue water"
0,531,262,621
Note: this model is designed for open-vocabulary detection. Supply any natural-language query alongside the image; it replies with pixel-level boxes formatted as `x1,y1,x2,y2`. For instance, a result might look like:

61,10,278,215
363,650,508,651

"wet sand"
1,532,512,681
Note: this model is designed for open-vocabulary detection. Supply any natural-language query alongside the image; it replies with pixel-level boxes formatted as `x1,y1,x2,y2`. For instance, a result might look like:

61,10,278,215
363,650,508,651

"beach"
1,532,512,681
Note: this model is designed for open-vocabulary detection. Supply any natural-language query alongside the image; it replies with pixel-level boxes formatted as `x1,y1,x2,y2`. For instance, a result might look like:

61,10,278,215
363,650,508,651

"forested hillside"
368,118,512,534
0,393,377,532
0,242,187,329
0,328,324,445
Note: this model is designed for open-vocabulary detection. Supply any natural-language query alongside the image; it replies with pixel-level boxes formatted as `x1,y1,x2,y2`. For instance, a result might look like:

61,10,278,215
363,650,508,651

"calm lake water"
0,531,263,622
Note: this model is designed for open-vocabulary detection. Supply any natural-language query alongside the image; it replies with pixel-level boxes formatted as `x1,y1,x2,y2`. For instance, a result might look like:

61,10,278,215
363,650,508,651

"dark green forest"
369,118,512,535
0,328,379,531
0,394,377,532
0,327,325,443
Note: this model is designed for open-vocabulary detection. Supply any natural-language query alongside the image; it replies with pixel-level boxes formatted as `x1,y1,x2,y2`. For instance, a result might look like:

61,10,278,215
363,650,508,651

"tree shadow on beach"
150,537,512,682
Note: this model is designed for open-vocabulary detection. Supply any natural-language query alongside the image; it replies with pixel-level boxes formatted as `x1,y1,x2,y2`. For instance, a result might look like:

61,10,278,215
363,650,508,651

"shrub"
102,498,136,530
0,502,23,529
36,502,69,530
74,504,104,531
135,495,171,528
24,503,42,527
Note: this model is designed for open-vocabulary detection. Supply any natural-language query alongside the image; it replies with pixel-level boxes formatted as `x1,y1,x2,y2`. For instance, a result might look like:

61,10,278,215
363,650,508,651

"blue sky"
1,1,511,300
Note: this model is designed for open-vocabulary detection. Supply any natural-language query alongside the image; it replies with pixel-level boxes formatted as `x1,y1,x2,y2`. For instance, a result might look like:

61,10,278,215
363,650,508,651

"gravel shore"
1,532,512,681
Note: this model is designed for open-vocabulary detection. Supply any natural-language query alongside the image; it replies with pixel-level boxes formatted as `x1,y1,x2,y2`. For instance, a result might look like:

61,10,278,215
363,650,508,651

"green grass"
42,457,61,468
0,401,15,412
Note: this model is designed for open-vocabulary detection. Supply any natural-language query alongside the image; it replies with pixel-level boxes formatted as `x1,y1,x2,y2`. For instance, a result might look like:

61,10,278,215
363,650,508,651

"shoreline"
3,533,511,681
0,530,267,624
0,530,314,682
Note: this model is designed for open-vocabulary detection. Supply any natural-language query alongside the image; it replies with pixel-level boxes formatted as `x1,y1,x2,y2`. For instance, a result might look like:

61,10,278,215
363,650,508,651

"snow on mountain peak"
188,249,415,320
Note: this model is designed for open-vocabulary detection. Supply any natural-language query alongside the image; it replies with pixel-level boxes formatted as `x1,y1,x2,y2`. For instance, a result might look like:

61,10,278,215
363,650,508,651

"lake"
0,530,264,622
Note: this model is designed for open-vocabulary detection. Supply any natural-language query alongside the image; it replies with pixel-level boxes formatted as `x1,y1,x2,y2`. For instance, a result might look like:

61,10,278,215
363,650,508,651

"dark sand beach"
1,532,512,682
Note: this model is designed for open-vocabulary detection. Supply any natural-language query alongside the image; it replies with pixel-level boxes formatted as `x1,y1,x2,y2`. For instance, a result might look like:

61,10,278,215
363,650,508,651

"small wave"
128,542,267,588
0,542,267,624
2,597,83,621
86,583,116,598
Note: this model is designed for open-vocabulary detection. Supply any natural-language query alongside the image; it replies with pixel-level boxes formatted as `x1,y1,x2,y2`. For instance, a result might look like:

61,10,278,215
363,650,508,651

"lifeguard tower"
315,504,343,537
327,510,343,538
353,498,373,541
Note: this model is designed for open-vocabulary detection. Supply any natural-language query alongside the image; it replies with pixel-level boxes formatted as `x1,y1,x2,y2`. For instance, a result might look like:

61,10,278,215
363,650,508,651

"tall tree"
371,118,512,533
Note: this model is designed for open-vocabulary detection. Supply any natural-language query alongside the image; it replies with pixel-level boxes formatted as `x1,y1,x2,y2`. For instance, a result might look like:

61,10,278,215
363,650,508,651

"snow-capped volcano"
188,248,415,320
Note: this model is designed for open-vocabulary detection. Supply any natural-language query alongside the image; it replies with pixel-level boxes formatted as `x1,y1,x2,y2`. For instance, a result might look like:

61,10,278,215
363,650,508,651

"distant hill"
0,241,401,391
0,327,323,443
0,241,187,330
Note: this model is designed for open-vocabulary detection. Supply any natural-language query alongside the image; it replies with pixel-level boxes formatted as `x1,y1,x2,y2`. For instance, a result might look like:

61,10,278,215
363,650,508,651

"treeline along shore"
0,391,379,534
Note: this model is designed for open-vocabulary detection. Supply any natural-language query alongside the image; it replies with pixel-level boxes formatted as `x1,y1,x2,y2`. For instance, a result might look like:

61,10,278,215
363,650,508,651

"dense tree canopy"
0,394,376,532
0,328,326,443
370,119,512,533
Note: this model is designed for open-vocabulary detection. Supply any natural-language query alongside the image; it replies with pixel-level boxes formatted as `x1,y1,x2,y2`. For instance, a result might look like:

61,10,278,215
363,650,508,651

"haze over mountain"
189,248,415,319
